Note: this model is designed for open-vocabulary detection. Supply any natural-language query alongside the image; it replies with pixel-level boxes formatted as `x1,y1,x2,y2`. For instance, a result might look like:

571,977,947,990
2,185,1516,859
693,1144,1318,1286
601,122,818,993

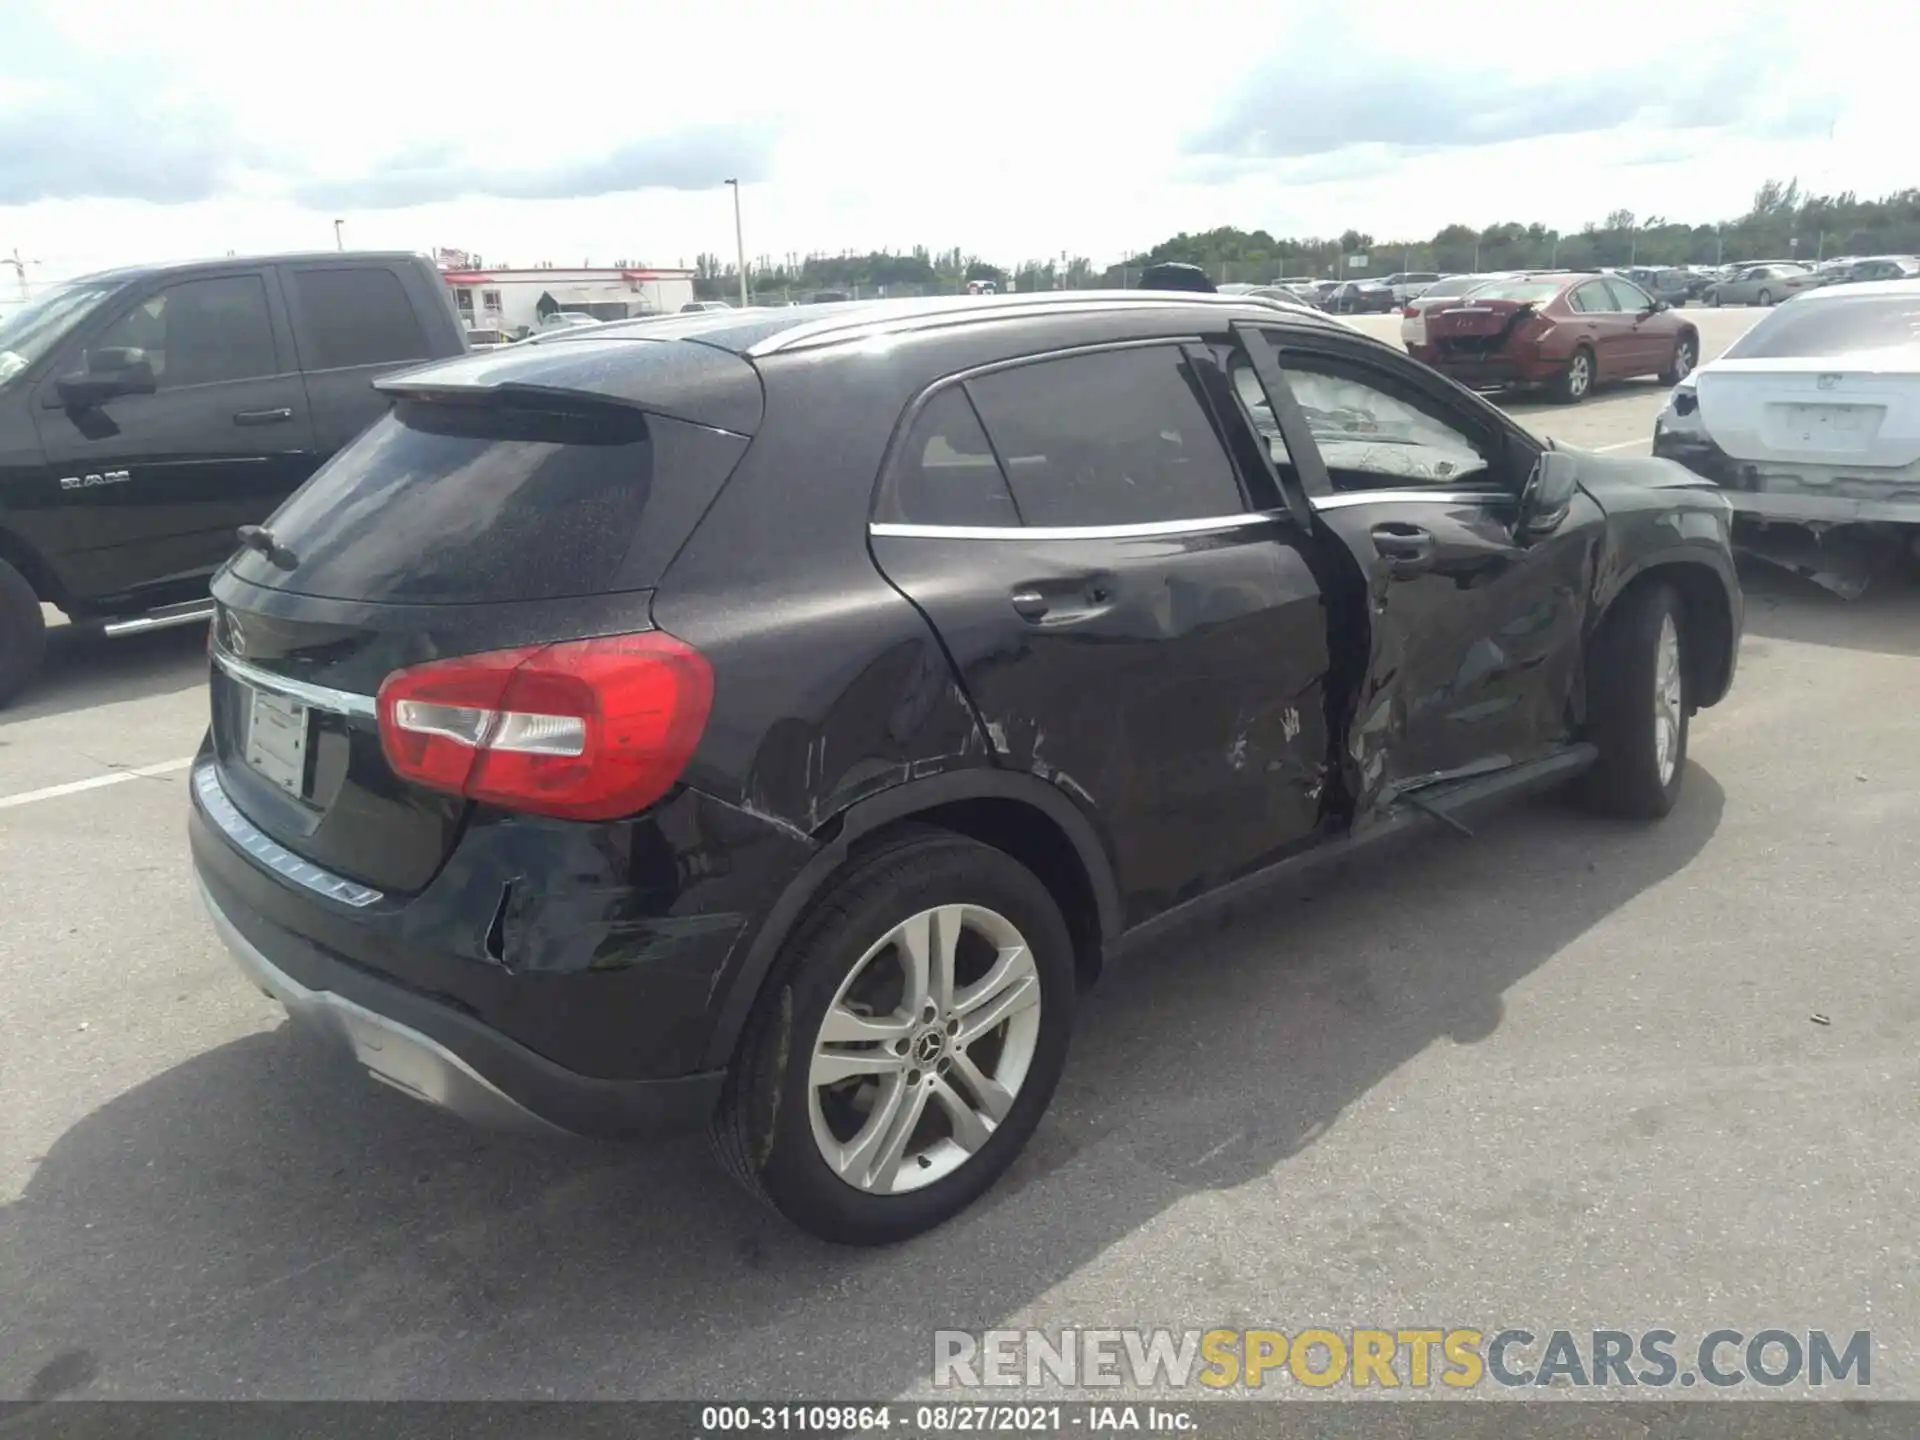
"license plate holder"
245,688,310,797
1771,402,1881,452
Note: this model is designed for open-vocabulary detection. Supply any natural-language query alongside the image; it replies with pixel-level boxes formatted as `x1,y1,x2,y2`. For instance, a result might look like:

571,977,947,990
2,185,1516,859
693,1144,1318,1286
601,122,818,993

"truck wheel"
712,827,1075,1245
1576,580,1688,819
0,558,47,708
1552,347,1595,404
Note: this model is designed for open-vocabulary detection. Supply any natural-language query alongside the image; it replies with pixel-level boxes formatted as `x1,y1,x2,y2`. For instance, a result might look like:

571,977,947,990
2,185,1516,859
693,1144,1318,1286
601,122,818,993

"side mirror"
1518,449,1579,539
56,347,157,408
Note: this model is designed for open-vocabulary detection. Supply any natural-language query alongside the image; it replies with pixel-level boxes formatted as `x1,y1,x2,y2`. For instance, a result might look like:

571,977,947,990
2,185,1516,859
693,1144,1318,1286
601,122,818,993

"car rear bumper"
198,874,727,1138
188,748,819,1135
1653,428,1920,525
1417,351,1559,388
1723,491,1920,525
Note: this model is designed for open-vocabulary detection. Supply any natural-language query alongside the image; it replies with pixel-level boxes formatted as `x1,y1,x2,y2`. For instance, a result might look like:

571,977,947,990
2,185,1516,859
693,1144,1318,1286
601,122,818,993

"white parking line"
0,757,196,811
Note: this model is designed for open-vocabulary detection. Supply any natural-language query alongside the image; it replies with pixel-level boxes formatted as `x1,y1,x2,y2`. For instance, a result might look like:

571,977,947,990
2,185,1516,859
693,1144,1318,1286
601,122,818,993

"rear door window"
225,399,747,603
285,267,432,370
964,346,1246,527
878,387,1021,527
1605,278,1653,310
1570,282,1616,314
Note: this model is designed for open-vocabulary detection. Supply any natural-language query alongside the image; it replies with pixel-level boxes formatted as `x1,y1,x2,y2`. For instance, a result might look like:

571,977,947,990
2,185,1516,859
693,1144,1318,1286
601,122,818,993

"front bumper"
199,877,727,1137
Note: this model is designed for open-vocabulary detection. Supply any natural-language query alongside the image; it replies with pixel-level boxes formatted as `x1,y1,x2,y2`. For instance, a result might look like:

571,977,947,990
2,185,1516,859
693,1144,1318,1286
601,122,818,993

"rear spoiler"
370,340,765,436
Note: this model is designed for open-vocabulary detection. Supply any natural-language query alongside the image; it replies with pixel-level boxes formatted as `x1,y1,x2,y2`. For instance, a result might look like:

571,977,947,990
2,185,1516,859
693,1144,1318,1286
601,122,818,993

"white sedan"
1652,277,1920,581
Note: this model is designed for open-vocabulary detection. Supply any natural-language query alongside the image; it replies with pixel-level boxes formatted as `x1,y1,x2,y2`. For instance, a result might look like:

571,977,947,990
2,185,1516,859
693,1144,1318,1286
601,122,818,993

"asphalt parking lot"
5,305,1917,1402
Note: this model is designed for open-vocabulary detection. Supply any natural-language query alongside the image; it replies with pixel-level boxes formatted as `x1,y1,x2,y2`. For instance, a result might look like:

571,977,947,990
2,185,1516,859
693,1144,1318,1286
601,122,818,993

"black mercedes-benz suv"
189,293,1742,1244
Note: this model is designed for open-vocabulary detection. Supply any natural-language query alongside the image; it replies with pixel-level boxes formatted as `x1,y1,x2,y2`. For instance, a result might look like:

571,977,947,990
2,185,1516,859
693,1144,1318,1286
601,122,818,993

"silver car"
1708,263,1821,307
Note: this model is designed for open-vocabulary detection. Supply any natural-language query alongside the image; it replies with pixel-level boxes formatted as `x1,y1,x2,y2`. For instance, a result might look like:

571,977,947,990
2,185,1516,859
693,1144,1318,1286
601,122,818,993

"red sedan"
1406,272,1700,404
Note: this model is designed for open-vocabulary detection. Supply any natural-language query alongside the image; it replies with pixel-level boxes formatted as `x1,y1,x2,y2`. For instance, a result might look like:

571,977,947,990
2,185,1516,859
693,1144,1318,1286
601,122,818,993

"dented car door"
1227,324,1599,826
866,341,1336,929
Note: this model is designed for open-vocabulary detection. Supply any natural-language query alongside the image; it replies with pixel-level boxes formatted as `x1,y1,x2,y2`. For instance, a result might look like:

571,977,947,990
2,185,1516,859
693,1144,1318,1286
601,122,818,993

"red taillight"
1402,306,1419,318
375,631,713,822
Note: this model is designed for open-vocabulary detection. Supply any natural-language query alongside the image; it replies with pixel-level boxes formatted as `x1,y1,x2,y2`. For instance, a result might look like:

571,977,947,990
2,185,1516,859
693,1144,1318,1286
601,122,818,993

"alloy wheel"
1673,341,1695,381
807,904,1042,1195
1653,613,1683,788
1568,353,1591,398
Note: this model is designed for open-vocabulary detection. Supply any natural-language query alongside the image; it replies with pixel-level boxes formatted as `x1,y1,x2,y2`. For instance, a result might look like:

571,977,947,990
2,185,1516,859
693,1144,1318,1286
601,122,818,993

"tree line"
688,179,1920,301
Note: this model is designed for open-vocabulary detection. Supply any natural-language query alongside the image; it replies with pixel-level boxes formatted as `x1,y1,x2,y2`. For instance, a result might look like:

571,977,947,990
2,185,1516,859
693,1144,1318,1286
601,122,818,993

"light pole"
724,180,749,307
4,247,38,302
1550,231,1560,268
333,219,345,251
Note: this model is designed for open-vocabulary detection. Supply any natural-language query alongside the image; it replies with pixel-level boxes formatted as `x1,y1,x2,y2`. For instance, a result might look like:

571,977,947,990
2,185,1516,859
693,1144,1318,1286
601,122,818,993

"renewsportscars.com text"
932,1328,1871,1391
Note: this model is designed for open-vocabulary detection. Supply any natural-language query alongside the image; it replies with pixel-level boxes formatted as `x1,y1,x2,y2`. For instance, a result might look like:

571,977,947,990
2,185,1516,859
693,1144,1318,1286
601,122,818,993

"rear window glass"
287,268,431,370
1450,280,1562,304
1722,295,1920,361
879,387,1021,528
965,346,1246,528
225,400,746,603
1422,276,1487,298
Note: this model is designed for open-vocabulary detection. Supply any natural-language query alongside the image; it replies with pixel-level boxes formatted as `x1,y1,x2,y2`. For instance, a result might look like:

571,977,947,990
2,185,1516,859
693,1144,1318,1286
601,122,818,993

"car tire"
1552,346,1595,404
1576,580,1688,820
711,826,1076,1246
1758,288,1774,306
0,558,47,709
1660,333,1697,386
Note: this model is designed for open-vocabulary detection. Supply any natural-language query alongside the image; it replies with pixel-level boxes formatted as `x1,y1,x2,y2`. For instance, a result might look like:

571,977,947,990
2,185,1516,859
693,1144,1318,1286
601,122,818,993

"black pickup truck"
0,251,467,704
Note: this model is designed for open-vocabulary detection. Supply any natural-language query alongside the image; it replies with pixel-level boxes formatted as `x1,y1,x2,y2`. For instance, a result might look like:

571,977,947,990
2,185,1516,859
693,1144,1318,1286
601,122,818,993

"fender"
0,523,66,610
1589,536,1743,709
698,766,1124,1071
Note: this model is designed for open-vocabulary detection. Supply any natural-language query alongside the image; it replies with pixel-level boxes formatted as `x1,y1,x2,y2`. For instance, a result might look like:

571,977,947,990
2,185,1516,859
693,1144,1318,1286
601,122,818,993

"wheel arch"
1593,555,1737,711
0,524,65,609
699,768,1122,1071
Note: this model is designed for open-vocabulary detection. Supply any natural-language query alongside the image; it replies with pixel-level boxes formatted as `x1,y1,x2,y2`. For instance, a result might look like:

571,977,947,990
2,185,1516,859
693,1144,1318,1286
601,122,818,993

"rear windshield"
225,399,747,604
1447,280,1562,304
1722,294,1920,361
1422,275,1498,299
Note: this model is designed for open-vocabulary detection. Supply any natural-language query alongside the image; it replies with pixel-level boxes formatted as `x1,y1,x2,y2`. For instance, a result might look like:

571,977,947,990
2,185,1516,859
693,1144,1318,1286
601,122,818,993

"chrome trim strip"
1311,489,1510,511
102,602,216,638
869,513,1277,542
193,765,383,909
212,645,378,721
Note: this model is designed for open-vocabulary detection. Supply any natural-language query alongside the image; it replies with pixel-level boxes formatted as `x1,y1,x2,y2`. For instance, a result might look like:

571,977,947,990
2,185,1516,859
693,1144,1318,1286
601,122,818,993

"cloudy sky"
0,0,1905,282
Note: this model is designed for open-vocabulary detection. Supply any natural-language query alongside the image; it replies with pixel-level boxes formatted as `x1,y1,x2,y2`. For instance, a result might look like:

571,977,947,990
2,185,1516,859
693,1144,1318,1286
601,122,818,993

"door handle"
233,407,294,426
1371,523,1436,574
1010,589,1051,620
